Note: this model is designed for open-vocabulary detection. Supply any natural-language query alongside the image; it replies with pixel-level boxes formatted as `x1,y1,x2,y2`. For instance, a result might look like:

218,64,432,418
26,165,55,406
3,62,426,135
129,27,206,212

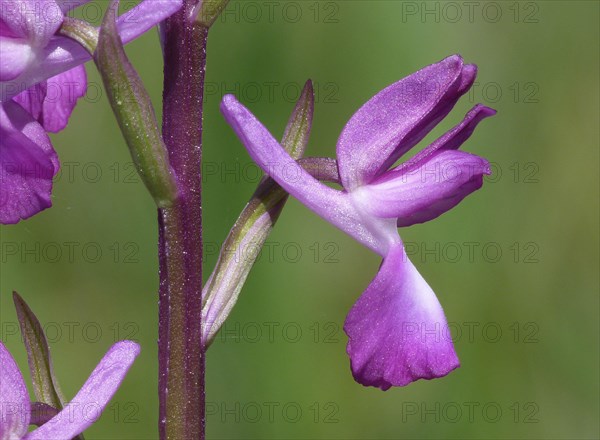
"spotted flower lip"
220,54,496,389
0,340,140,440
0,0,183,225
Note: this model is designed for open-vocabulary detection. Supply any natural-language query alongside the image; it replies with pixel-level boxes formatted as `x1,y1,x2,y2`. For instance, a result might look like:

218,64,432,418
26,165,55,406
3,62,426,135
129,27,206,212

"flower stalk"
159,1,208,438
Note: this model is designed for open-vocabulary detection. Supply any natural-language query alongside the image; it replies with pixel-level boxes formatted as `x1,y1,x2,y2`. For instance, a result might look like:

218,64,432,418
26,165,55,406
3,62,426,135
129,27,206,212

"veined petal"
23,341,140,440
344,244,459,390
0,100,58,224
0,342,30,440
0,0,63,45
0,0,183,101
336,55,476,189
221,94,397,255
358,150,490,224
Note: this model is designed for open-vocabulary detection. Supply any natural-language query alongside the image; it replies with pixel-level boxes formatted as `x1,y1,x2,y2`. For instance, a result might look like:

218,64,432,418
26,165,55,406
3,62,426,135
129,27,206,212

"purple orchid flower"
0,0,183,100
0,340,139,440
0,0,183,224
220,55,496,389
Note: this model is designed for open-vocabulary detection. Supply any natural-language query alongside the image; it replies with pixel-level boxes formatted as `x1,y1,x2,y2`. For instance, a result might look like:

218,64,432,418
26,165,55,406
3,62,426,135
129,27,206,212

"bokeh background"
1,1,598,439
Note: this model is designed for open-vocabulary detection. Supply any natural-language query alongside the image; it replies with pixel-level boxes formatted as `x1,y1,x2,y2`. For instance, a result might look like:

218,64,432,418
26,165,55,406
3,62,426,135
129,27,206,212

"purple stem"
159,1,207,439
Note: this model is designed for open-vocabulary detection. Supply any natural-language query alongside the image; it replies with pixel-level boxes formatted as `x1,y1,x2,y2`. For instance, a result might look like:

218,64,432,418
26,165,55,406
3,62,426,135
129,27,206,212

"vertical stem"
159,2,207,439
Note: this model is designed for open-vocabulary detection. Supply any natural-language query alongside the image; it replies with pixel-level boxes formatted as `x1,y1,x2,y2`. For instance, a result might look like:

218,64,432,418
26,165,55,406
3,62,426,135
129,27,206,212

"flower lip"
344,244,460,390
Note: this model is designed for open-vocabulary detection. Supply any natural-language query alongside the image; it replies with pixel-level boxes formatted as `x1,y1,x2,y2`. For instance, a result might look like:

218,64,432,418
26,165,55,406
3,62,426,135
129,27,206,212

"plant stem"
159,2,208,439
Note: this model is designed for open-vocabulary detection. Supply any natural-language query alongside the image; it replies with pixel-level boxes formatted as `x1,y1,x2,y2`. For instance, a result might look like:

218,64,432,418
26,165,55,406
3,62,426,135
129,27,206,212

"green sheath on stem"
193,0,231,28
94,0,178,207
202,80,315,346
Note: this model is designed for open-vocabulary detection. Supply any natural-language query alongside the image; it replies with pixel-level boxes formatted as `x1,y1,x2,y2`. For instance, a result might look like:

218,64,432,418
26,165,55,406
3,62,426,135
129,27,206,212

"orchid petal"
1,35,88,101
336,55,475,189
0,100,58,224
221,94,397,255
43,65,87,132
0,37,35,81
116,0,182,43
12,81,46,122
394,104,496,174
358,150,490,224
23,341,140,440
0,19,17,38
0,342,30,440
0,0,63,45
344,244,459,389
0,0,183,101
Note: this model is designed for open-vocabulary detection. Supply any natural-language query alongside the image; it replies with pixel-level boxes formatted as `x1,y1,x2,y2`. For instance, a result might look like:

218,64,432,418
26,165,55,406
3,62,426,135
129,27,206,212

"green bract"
94,0,179,208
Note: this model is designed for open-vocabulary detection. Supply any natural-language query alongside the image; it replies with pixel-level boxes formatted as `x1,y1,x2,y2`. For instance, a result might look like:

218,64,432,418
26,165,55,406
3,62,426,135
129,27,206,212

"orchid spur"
221,54,496,389
0,0,183,224
0,340,139,440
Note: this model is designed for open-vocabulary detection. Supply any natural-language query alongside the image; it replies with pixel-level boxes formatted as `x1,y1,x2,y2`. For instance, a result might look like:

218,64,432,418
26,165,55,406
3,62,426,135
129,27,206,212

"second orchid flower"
221,54,496,390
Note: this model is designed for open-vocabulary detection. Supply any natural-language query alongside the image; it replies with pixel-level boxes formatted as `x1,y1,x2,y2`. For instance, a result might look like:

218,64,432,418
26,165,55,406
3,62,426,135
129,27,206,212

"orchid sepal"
0,340,140,440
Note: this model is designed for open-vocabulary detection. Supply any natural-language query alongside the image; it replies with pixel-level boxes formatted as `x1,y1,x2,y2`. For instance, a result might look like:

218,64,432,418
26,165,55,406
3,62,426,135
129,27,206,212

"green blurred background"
1,1,598,438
